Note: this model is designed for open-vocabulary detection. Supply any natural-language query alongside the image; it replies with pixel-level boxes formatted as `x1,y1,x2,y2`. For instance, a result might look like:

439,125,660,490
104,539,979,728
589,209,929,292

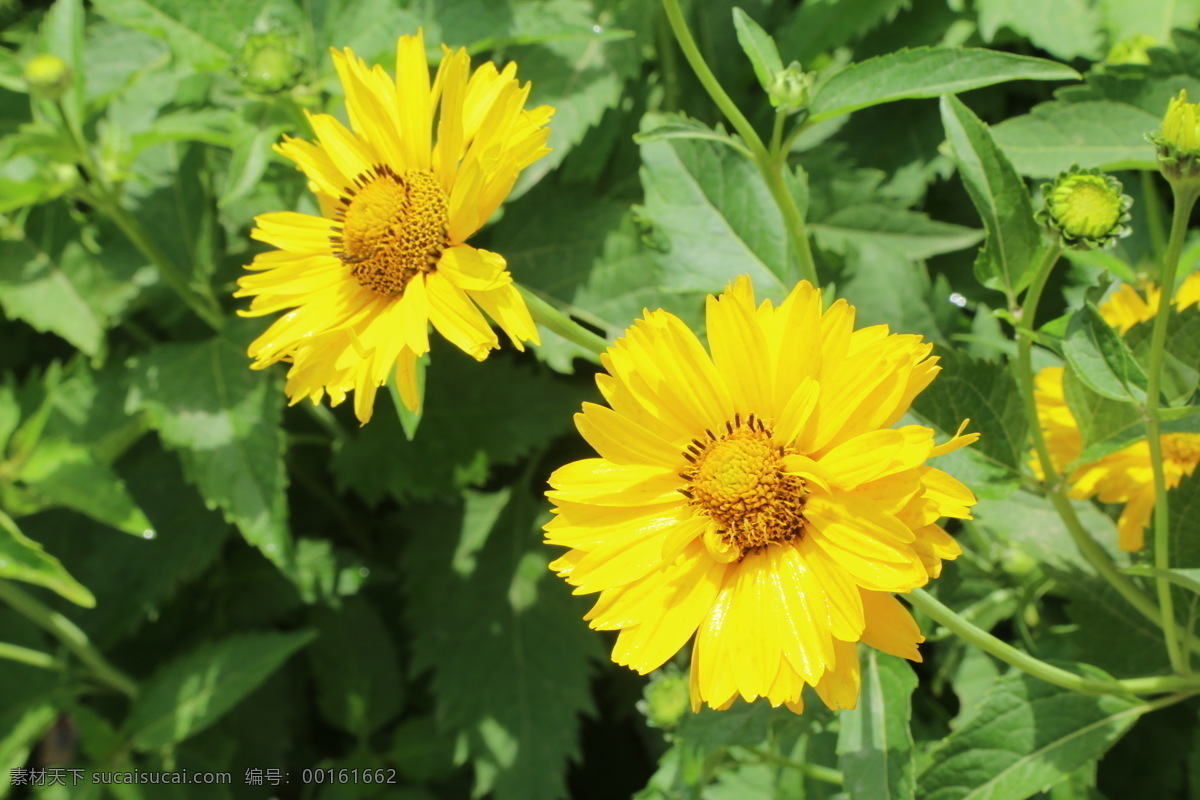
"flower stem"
53,100,224,332
659,0,818,286
907,588,1200,696
1144,183,1200,674
0,580,137,697
1013,243,1164,630
517,284,610,357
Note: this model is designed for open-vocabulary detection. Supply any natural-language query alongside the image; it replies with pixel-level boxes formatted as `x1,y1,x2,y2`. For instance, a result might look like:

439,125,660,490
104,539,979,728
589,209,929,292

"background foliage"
1,0,1199,798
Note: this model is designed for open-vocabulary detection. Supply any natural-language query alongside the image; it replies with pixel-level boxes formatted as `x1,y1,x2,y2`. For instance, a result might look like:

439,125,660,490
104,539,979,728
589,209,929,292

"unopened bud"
1037,167,1131,249
768,62,813,113
236,31,303,94
23,54,73,100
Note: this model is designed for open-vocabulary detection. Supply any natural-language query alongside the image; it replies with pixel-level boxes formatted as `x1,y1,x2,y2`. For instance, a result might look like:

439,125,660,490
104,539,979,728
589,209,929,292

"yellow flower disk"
545,277,979,713
236,31,553,423
1032,273,1200,550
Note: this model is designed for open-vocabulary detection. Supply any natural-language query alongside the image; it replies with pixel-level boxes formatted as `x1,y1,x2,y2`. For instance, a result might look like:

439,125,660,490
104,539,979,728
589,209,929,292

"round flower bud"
768,62,814,113
235,31,303,94
1150,90,1200,184
1036,167,1132,249
638,668,690,730
23,54,73,100
1105,34,1156,66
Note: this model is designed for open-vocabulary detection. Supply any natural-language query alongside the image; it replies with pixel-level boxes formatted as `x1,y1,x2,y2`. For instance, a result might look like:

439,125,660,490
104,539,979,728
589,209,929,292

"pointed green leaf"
977,0,1102,61
733,8,784,94
127,329,290,569
940,95,1042,301
837,650,917,800
992,101,1159,178
920,666,1145,800
810,48,1080,123
809,204,983,260
127,630,315,750
387,353,426,441
0,510,94,607
1063,303,1148,403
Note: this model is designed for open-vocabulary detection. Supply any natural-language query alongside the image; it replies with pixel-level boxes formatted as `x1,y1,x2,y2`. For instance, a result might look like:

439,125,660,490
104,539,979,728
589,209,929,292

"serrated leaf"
940,95,1042,301
1058,370,1200,462
910,349,1028,475
810,204,983,260
733,8,783,94
992,101,1159,178
308,596,404,738
639,112,789,296
778,0,908,62
0,509,94,607
1124,310,1200,406
333,346,588,506
975,489,1121,574
810,48,1079,123
837,650,917,800
978,0,1103,61
403,489,600,800
91,0,263,71
919,666,1145,800
127,630,315,750
127,329,290,570
14,437,152,536
1063,303,1148,403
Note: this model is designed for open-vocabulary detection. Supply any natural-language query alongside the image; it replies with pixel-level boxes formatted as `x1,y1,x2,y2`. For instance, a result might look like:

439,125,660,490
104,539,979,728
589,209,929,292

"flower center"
680,414,807,555
330,164,449,296
1049,175,1121,239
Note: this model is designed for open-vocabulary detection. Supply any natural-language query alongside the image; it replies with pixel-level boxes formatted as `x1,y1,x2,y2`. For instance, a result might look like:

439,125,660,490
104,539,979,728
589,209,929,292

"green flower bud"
236,31,303,94
638,668,690,730
768,62,813,113
1149,90,1200,185
1036,167,1132,249
23,54,73,100
1105,34,1156,66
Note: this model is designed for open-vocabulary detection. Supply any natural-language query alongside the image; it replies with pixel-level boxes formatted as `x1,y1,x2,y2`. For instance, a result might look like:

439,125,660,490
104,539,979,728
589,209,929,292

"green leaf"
975,489,1122,574
1062,303,1148,403
41,0,86,123
333,346,589,506
126,630,315,750
837,650,917,800
992,101,1160,178
977,0,1103,61
777,0,909,63
810,48,1080,123
940,95,1042,301
307,596,404,738
403,488,601,800
919,666,1145,800
633,115,751,156
127,328,291,570
809,204,983,260
1124,311,1200,406
1167,472,1200,569
14,437,153,536
910,349,1028,475
1122,565,1200,595
0,510,94,607
387,354,426,441
733,8,784,94
91,0,263,71
639,112,789,296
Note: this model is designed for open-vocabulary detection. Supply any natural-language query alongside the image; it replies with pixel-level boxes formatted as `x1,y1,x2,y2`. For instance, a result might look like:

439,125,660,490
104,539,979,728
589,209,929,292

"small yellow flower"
237,31,552,423
1037,168,1131,249
545,277,978,713
1033,276,1200,550
1105,34,1156,66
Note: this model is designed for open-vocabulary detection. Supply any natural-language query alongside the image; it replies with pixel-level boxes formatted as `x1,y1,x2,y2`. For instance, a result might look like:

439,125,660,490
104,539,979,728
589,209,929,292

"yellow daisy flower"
236,31,553,423
1032,276,1200,551
545,277,979,713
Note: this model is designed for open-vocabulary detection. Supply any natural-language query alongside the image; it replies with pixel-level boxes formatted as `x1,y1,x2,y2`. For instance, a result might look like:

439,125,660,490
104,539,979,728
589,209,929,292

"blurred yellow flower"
237,31,552,423
545,277,978,713
1032,273,1200,551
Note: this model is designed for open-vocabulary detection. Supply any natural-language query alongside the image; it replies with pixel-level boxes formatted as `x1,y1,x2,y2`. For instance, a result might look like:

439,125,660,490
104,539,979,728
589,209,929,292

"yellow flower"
1096,271,1200,333
236,31,552,423
545,277,978,713
1033,367,1200,551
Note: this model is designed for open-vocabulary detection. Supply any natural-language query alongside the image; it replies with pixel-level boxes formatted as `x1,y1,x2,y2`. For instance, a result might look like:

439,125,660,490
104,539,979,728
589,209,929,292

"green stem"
907,588,1200,696
1014,243,1164,630
745,747,844,786
53,100,223,332
0,641,64,672
0,580,137,697
518,284,610,357
659,0,818,286
1144,183,1200,674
